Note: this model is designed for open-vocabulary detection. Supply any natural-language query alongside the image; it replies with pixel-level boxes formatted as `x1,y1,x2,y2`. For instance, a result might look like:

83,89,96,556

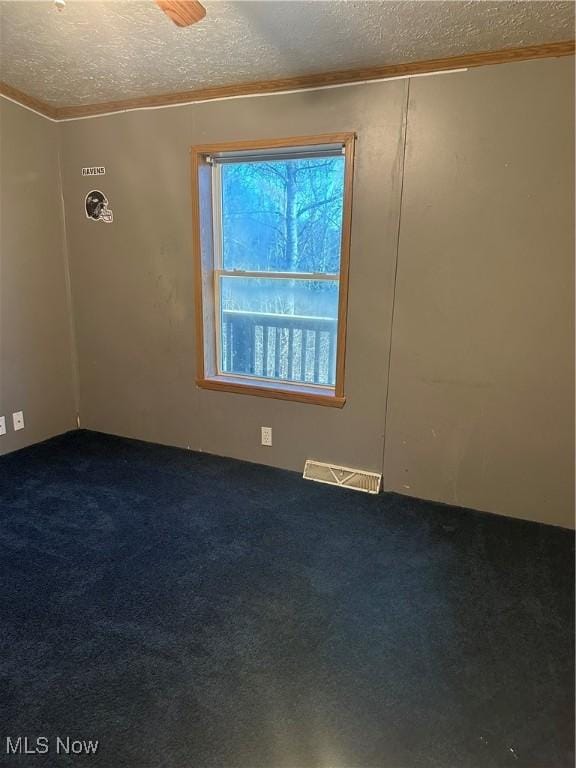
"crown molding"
0,80,58,120
1,40,574,122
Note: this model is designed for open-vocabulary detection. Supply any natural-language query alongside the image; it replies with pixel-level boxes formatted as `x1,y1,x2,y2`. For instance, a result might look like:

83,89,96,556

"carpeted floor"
0,430,573,768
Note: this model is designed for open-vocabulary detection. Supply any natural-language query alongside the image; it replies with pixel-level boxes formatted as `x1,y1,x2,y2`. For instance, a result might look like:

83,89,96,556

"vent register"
303,460,382,494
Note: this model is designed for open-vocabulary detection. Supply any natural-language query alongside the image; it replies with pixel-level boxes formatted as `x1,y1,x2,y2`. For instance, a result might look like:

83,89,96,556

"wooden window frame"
191,133,355,408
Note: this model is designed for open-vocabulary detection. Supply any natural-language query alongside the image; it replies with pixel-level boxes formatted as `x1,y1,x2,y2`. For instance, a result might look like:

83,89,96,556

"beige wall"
384,57,575,528
0,98,76,454
10,54,572,527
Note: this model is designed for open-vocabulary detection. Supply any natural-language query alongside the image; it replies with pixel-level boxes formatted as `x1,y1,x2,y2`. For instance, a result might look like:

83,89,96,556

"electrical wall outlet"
0,417,5,436
12,411,24,431
261,426,272,447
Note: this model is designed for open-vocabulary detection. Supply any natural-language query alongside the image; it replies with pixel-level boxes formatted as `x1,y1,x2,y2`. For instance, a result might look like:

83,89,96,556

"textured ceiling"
0,0,574,108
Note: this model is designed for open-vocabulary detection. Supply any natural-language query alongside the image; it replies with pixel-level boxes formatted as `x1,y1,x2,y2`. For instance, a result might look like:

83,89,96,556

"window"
192,134,355,407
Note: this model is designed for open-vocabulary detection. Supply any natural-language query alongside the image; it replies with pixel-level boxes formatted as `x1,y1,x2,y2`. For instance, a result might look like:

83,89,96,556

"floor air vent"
303,460,382,494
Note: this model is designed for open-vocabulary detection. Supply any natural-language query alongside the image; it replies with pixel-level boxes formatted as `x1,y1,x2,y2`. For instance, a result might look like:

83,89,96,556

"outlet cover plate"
13,411,24,431
0,416,5,436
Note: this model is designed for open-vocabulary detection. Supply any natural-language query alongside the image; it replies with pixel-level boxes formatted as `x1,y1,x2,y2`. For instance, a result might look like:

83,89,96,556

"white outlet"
261,426,272,447
12,411,24,431
0,417,5,436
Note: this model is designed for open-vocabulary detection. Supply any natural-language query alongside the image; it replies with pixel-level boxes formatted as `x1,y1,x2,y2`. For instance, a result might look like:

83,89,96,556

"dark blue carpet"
0,430,573,768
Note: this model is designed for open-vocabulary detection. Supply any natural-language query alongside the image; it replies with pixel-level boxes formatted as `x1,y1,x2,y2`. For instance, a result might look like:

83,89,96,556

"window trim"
191,133,356,408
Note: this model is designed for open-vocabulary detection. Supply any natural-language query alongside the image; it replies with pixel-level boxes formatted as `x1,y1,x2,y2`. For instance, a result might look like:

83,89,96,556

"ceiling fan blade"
154,0,206,27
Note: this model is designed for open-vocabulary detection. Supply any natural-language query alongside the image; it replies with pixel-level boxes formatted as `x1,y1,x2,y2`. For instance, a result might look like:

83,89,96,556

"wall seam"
380,77,410,484
56,126,81,426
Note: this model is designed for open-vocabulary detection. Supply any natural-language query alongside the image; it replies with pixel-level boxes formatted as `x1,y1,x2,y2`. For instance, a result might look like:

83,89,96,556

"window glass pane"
220,277,339,386
221,156,345,274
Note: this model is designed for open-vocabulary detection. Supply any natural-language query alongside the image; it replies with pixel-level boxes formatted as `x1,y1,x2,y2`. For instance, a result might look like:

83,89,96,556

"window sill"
196,375,346,408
